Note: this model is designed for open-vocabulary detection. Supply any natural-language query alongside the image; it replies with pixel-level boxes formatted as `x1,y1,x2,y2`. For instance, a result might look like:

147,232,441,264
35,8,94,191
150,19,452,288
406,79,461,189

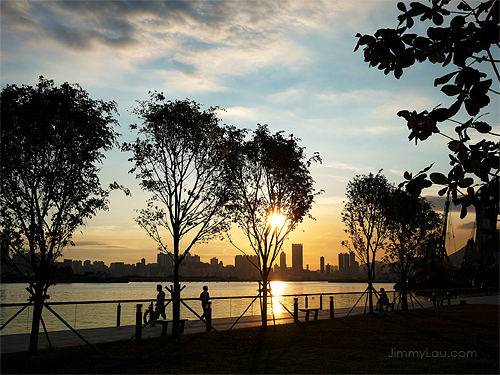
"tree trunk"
261,276,268,327
401,261,408,310
171,262,181,338
28,292,44,355
368,278,374,314
171,233,181,338
367,254,374,313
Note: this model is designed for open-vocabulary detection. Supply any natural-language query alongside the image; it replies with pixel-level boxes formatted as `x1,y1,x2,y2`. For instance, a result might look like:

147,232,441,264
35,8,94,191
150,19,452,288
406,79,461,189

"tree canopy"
354,0,499,222
383,192,443,308
0,76,120,354
228,124,321,325
341,171,393,312
123,95,244,335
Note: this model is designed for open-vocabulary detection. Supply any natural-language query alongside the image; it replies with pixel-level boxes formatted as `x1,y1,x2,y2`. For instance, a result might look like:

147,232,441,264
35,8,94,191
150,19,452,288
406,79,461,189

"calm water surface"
1,281,397,335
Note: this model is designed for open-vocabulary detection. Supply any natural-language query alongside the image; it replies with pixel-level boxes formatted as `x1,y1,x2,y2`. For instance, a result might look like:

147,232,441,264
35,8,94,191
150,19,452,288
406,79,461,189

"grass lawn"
1,304,498,374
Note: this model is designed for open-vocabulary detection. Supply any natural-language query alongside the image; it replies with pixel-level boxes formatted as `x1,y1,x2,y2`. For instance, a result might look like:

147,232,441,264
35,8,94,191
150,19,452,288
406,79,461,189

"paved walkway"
1,294,498,354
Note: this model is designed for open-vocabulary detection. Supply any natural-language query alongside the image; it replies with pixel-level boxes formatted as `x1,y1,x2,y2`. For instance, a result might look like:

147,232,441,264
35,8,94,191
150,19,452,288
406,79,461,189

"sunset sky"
1,0,497,270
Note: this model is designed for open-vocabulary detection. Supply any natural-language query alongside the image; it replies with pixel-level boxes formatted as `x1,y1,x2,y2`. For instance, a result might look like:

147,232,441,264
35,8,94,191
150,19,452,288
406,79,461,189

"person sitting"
377,287,390,311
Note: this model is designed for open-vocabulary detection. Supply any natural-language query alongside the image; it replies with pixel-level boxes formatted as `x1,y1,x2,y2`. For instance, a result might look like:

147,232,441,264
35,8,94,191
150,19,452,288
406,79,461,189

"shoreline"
0,276,392,284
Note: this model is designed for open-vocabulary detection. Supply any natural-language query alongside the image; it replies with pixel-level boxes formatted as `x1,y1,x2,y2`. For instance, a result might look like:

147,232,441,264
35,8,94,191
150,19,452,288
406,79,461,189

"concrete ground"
1,294,498,354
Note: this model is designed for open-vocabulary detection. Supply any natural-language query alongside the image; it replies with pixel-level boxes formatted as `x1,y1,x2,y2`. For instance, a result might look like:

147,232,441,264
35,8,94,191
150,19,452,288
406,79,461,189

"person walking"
199,285,210,321
154,284,166,321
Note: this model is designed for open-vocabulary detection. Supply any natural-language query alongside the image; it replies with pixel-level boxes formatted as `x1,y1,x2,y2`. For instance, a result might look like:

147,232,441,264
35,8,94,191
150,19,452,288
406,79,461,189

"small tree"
341,171,392,313
123,95,243,337
229,124,321,326
0,77,119,354
354,0,499,229
382,192,443,309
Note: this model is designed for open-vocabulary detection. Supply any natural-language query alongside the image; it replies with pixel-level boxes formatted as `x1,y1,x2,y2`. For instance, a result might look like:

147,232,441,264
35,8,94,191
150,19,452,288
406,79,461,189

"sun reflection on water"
269,280,286,315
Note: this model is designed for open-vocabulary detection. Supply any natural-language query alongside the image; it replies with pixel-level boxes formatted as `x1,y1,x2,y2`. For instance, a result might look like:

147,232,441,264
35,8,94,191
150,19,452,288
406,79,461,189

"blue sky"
1,0,497,269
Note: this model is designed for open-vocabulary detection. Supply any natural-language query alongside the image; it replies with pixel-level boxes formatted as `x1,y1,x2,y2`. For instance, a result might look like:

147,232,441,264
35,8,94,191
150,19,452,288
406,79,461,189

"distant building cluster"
338,252,360,278
2,242,396,281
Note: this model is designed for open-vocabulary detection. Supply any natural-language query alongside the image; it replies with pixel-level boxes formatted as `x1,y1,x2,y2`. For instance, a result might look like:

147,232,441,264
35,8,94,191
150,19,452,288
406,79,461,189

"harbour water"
1,281,398,335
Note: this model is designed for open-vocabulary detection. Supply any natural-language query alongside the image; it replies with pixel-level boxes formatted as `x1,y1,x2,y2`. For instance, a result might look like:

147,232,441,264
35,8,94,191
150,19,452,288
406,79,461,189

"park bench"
375,301,395,312
299,308,320,321
153,319,188,335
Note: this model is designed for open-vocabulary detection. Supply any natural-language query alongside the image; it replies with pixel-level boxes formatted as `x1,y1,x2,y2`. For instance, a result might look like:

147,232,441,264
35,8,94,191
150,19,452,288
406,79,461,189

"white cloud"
222,106,260,122
151,69,227,93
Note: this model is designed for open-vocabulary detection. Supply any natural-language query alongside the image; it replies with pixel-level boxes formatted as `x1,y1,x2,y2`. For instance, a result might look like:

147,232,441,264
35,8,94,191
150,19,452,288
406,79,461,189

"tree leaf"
438,186,448,196
432,12,444,25
434,71,458,86
460,203,467,219
474,121,492,134
430,172,449,184
458,178,474,188
432,107,450,122
397,110,411,120
421,163,434,173
441,84,460,96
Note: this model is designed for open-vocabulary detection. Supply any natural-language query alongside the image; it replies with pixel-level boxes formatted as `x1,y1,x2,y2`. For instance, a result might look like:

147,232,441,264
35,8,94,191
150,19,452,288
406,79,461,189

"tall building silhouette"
338,251,359,277
320,256,325,273
280,251,287,272
292,244,303,276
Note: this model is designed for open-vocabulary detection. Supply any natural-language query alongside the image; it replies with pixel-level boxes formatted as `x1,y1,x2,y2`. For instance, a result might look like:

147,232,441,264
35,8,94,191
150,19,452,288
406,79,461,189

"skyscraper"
320,256,325,273
280,251,287,272
292,243,303,276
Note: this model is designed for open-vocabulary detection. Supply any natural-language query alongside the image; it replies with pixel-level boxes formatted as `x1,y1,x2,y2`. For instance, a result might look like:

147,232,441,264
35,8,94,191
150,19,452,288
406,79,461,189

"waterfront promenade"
2,294,498,354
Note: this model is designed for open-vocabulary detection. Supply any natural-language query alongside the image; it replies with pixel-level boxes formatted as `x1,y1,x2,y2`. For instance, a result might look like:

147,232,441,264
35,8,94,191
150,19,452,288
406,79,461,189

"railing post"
320,295,323,310
116,302,121,327
432,293,436,307
305,295,308,308
447,292,451,306
135,304,142,339
206,301,212,332
330,296,334,319
293,298,298,322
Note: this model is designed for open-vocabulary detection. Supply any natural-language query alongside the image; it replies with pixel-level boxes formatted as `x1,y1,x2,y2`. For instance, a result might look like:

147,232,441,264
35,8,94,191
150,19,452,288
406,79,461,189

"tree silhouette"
1,77,120,354
383,192,443,309
354,0,498,231
123,95,243,337
228,124,321,326
341,172,392,313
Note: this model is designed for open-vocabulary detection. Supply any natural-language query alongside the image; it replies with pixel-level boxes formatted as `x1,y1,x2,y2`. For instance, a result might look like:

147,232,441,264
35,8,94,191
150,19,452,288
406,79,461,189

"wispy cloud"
74,241,129,249
317,161,373,174
315,196,345,205
0,0,382,91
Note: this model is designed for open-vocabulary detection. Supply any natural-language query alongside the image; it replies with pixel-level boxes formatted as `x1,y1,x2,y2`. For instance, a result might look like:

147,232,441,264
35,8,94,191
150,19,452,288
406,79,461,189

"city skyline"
61,243,341,272
2,1,492,268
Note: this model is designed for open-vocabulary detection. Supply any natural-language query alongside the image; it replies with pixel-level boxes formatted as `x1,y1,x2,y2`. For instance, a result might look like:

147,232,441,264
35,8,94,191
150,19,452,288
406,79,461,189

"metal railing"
1,291,372,335
1,287,494,337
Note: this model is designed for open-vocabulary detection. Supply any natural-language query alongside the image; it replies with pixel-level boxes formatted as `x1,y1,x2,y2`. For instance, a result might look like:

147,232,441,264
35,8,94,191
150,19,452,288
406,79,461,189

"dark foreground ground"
1,304,498,374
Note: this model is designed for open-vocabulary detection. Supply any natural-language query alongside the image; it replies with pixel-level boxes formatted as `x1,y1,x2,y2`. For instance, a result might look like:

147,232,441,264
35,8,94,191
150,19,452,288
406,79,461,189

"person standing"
199,285,210,320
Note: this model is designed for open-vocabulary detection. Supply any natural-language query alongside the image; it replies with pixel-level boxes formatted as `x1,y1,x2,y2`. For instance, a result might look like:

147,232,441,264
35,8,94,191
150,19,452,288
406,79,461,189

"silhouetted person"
154,284,166,322
379,287,389,311
200,285,210,321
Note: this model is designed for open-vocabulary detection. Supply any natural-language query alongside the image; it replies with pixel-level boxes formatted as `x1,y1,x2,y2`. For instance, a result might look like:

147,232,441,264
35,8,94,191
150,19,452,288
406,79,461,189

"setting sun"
268,212,286,229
